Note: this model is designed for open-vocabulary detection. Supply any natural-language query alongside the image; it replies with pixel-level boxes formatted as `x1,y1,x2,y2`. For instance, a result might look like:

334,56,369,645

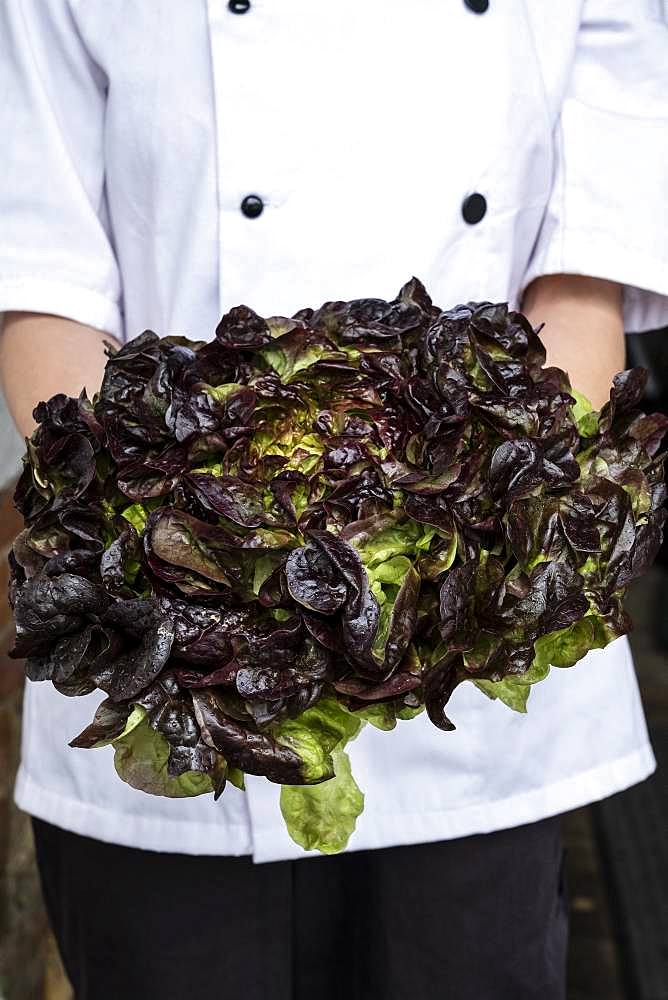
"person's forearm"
520,274,625,410
0,312,120,439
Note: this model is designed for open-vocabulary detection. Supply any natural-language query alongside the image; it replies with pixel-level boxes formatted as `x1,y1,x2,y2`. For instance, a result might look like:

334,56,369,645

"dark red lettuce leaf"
191,688,308,784
69,698,132,748
89,609,174,702
11,569,108,658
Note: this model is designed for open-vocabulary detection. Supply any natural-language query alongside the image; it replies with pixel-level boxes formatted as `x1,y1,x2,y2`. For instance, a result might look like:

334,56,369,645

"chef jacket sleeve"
0,0,122,338
520,1,668,333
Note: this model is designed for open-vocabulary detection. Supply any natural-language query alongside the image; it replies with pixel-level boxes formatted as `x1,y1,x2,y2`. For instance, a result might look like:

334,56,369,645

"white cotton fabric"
0,0,666,862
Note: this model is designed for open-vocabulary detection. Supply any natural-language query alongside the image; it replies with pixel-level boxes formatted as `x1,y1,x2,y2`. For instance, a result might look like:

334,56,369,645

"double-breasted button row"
240,192,487,225
229,1,489,16
230,1,491,15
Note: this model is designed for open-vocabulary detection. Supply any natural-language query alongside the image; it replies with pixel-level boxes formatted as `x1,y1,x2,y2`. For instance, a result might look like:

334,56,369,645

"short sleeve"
0,0,122,338
520,1,668,334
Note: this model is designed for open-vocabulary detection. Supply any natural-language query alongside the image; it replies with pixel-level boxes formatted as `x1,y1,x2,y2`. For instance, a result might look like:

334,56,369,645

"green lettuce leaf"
120,498,163,534
227,766,246,791
205,382,247,403
277,699,365,852
474,612,616,712
113,706,215,797
280,748,364,854
395,704,425,721
473,655,550,713
354,702,397,731
569,387,599,438
533,613,616,668
260,341,344,381
352,519,424,567
121,503,149,534
272,698,362,782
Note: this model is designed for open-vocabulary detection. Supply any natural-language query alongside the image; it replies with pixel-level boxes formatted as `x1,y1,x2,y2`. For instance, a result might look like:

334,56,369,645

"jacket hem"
14,742,656,863
13,765,254,857
251,741,657,862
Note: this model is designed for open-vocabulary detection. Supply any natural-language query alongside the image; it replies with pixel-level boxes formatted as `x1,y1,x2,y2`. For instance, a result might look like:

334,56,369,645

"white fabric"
0,0,666,863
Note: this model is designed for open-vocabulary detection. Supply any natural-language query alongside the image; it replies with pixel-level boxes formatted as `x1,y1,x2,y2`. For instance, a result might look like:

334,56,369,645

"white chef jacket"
1,0,667,864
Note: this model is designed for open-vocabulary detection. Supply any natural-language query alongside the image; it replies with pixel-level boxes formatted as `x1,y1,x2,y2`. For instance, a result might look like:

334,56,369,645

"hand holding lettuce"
7,279,667,853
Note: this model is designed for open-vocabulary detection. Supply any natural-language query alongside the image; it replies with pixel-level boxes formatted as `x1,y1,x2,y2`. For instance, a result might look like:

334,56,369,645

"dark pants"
32,814,568,1000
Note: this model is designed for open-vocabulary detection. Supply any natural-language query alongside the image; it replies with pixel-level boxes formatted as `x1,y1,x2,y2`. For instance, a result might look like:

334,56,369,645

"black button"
462,192,487,225
241,194,264,219
464,0,489,12
228,0,251,12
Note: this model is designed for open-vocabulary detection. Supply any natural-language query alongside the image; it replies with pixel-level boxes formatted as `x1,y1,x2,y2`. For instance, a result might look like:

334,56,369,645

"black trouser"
32,814,568,1000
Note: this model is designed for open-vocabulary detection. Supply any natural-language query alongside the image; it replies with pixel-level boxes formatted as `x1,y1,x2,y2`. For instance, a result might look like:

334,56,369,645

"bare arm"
0,312,121,439
521,274,625,410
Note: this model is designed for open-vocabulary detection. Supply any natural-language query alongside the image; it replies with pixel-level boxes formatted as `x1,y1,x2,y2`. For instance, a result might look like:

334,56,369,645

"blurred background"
0,327,667,1000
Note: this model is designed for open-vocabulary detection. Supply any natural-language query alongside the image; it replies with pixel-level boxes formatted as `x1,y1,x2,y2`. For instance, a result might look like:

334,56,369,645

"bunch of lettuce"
7,278,667,852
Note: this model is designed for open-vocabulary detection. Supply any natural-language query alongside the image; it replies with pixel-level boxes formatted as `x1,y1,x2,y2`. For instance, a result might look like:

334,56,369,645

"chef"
1,2,667,998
